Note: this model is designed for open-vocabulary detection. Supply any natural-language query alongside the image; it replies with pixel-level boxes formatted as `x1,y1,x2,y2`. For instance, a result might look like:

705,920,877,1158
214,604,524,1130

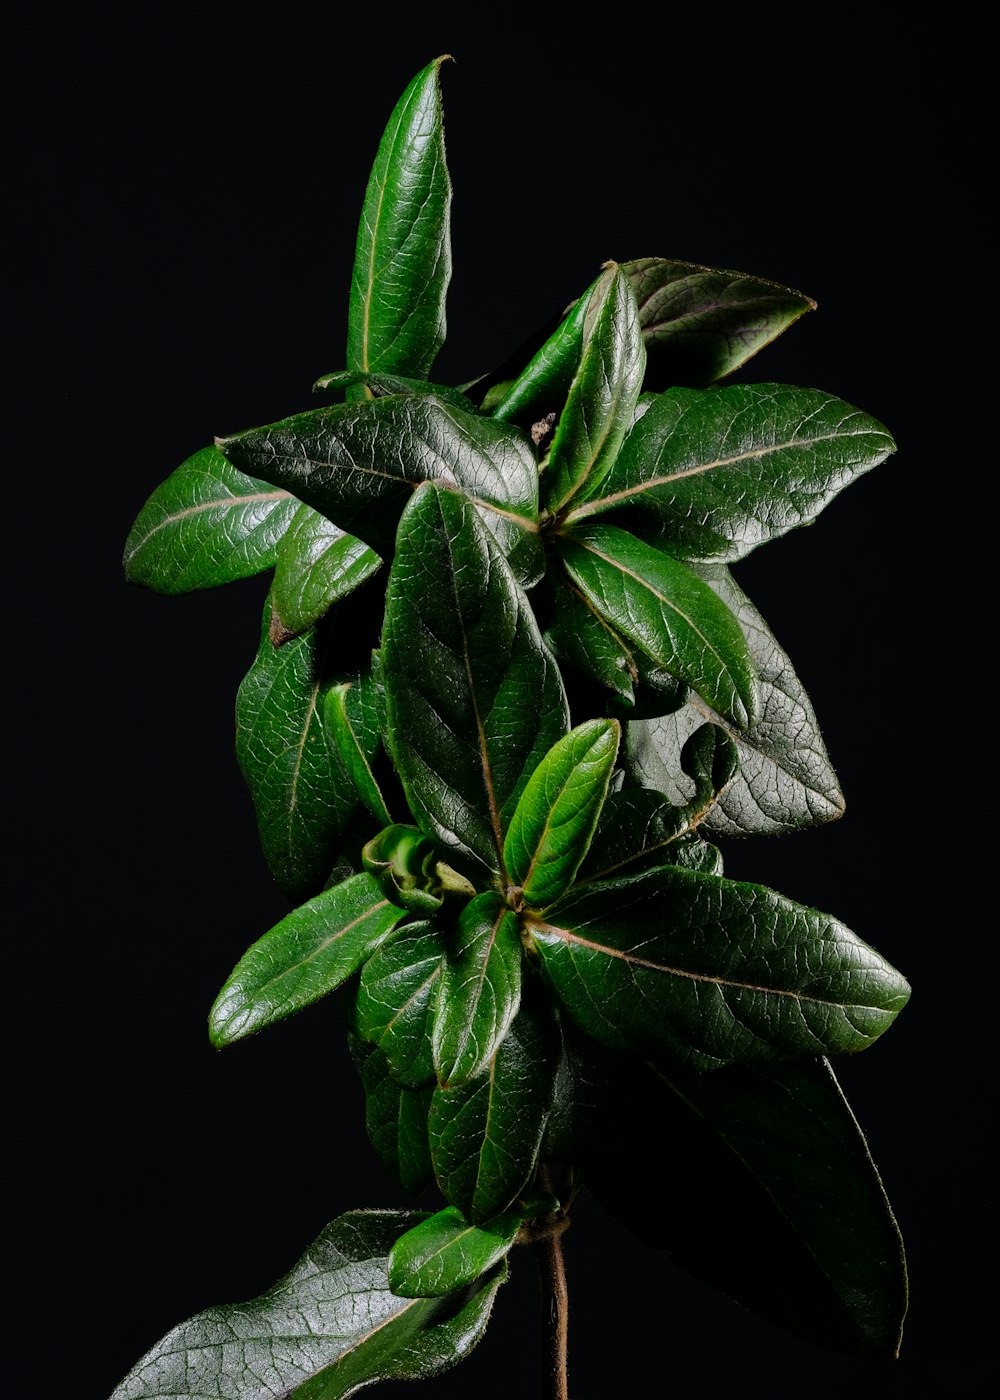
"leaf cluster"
115,56,909,1399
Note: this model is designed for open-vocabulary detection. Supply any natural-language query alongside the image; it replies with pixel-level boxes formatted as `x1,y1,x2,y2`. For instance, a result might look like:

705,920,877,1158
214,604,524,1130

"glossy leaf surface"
389,1206,520,1299
356,1043,435,1196
543,572,639,700
530,866,910,1069
272,504,381,636
313,371,475,412
503,719,620,909
488,279,593,426
626,565,844,834
325,676,392,826
209,872,404,1046
123,445,297,593
559,523,757,729
346,57,452,385
109,1210,503,1399
623,257,815,387
432,892,523,1088
382,484,567,877
571,383,895,562
353,923,445,1088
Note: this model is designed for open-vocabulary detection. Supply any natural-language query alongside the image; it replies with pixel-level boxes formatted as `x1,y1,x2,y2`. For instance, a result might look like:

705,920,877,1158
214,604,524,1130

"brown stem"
533,1218,570,1400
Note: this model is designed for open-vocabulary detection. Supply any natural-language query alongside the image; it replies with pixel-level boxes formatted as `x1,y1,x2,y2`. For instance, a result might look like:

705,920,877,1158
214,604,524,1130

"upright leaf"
123,445,297,593
569,383,895,562
325,675,392,826
488,279,594,427
109,1210,504,1399
389,1205,521,1299
503,719,620,909
272,503,381,637
347,57,452,386
432,892,523,1088
382,484,567,878
529,866,910,1070
353,923,446,1088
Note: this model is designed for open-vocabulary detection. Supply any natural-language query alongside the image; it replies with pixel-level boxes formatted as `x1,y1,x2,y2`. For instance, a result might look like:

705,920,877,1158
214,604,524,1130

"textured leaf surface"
559,524,757,728
209,873,404,1046
432,892,523,1087
623,257,815,387
626,565,844,834
313,371,474,412
530,866,910,1069
582,1055,907,1358
325,677,392,826
428,996,558,1222
382,484,567,877
543,572,639,699
272,504,380,636
504,720,620,908
235,604,363,899
109,1210,504,1399
389,1206,520,1299
346,57,452,384
488,279,593,426
123,445,297,592
570,383,895,561
545,264,645,514
356,1043,435,1196
353,923,445,1088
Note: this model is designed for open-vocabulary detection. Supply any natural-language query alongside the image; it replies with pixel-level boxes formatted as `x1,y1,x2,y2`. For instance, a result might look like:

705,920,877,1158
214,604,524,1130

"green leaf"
581,1055,907,1359
313,370,475,412
432,892,523,1088
488,278,594,427
529,866,910,1070
389,1205,521,1299
569,383,895,562
109,1209,504,1399
346,57,452,387
123,444,297,593
542,571,640,701
544,264,645,515
623,257,815,388
209,872,404,1046
382,483,567,878
219,394,542,582
235,601,365,899
354,1040,435,1195
558,523,757,729
353,923,445,1088
625,564,845,834
428,994,558,1222
503,719,620,909
325,676,392,826
272,503,381,636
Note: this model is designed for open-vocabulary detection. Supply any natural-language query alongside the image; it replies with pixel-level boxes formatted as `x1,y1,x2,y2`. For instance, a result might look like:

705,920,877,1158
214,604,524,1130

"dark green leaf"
325,676,392,825
488,278,594,427
625,564,845,834
353,923,445,1088
432,892,523,1087
503,719,620,909
109,1209,504,1399
123,445,297,593
389,1205,520,1298
235,601,367,899
542,571,639,700
272,504,381,636
545,264,645,515
559,523,757,729
346,57,452,386
208,872,404,1046
356,1042,435,1196
623,257,815,388
529,866,910,1069
382,484,567,878
582,1055,907,1359
428,994,558,1222
569,383,895,562
313,370,475,412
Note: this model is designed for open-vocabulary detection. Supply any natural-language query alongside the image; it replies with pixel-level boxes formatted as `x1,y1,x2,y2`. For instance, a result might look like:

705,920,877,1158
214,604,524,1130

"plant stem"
533,1217,570,1400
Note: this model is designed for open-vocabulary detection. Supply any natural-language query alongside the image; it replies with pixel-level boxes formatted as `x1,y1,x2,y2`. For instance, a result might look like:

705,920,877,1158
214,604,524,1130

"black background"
10,10,990,1398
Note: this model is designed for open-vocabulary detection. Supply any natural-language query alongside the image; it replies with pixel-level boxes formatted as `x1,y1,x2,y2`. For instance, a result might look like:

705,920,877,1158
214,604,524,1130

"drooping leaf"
123,444,297,593
272,504,381,636
558,523,757,729
625,564,845,834
581,1054,908,1359
313,370,475,412
208,872,404,1046
325,675,392,826
529,866,910,1070
389,1206,521,1299
623,257,816,388
428,993,559,1222
352,922,445,1089
544,264,645,515
354,1040,435,1196
503,719,620,909
488,277,595,427
568,383,895,562
109,1210,504,1399
432,892,523,1088
382,483,567,878
346,56,452,387
235,600,367,900
219,395,542,583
